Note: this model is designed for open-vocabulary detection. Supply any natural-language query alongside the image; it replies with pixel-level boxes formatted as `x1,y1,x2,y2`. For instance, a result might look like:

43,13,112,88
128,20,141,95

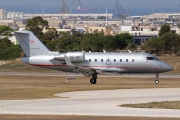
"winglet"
64,55,74,66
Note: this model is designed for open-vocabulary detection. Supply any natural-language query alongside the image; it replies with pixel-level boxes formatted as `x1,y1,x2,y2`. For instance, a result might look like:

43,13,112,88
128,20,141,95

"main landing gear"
90,74,97,84
155,73,159,84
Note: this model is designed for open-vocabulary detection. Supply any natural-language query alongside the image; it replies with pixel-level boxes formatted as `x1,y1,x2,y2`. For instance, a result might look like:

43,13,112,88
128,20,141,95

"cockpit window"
154,57,160,60
147,57,154,60
147,57,160,60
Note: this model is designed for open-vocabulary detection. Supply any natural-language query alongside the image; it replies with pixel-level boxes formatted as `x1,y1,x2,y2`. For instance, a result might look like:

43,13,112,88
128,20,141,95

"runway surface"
0,88,180,117
0,72,180,78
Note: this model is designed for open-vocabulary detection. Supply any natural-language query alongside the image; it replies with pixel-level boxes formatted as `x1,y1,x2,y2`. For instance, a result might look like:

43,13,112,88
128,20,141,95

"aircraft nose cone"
161,62,174,72
169,65,174,71
166,64,174,71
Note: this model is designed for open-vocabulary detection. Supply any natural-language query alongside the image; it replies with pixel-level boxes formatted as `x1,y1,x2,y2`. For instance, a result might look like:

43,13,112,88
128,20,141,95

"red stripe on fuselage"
31,64,150,69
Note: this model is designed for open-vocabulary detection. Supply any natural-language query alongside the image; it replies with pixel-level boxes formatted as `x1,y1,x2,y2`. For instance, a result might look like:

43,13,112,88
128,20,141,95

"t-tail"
15,30,50,57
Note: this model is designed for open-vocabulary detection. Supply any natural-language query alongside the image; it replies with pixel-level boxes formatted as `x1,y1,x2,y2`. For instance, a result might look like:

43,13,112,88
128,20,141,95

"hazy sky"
0,0,180,15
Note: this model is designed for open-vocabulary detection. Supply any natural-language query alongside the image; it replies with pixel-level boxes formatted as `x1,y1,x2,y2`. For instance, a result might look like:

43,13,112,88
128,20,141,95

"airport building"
0,9,6,19
142,13,180,19
1,8,180,46
6,12,113,20
7,12,23,19
85,26,113,35
0,19,26,29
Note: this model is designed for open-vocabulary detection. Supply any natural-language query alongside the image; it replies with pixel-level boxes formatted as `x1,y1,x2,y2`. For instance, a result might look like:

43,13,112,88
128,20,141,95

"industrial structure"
60,0,73,14
1,0,180,45
59,0,95,14
113,0,126,18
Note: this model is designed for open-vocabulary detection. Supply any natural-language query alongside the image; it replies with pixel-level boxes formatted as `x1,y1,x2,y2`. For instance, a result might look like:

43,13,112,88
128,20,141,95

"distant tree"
141,37,162,54
0,37,21,60
160,32,180,54
0,25,13,38
26,16,48,39
0,25,13,33
43,28,59,51
178,24,180,29
0,37,11,49
2,31,13,37
44,28,58,41
59,31,71,38
127,43,138,51
159,24,170,36
80,34,93,52
45,39,58,51
142,32,180,55
57,31,82,52
114,33,133,50
103,35,116,51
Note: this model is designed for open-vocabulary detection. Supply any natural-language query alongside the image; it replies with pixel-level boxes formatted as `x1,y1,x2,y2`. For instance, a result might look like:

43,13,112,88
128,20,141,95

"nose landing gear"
155,73,159,84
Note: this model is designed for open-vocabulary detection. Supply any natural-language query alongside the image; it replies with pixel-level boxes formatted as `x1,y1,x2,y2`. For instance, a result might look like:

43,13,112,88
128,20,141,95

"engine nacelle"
66,52,85,63
54,52,85,63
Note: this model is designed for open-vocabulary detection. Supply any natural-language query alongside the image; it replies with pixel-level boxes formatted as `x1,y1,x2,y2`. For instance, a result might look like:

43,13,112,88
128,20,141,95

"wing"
64,55,96,77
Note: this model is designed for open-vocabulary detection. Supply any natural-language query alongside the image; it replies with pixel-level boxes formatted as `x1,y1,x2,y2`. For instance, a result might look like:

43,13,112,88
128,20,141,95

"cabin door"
106,57,111,65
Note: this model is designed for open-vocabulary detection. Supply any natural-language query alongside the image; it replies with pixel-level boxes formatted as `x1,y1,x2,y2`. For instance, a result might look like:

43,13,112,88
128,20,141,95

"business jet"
15,30,174,84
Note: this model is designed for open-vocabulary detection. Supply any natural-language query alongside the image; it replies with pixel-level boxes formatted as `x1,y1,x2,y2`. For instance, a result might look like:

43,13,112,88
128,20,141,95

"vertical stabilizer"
15,30,50,57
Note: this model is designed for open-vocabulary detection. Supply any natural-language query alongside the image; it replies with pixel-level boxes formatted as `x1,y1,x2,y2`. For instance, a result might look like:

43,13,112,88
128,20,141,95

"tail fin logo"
30,40,34,44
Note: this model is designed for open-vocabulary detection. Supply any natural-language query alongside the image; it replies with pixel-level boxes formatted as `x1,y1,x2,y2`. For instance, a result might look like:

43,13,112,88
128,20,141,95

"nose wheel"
155,73,159,84
155,80,159,84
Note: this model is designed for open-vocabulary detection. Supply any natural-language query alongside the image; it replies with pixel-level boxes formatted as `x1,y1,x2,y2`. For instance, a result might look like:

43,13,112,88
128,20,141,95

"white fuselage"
22,52,173,75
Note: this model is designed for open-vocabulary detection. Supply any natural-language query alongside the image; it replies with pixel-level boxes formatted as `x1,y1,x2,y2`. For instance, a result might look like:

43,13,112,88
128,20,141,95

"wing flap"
77,67,96,77
63,55,96,77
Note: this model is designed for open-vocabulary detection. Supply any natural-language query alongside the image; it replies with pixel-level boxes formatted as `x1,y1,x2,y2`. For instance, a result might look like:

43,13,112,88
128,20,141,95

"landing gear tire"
90,78,97,84
155,80,159,84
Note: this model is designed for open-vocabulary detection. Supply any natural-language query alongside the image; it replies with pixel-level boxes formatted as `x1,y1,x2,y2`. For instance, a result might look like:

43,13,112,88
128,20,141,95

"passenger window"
114,59,116,62
132,59,135,62
89,59,91,62
120,59,122,62
95,59,97,62
126,59,128,62
101,59,103,62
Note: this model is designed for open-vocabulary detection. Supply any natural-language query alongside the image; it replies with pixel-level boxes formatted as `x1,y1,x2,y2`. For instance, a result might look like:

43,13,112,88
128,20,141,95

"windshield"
146,57,160,61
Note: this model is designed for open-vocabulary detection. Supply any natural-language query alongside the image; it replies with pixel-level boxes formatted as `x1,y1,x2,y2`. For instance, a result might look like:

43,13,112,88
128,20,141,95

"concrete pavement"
0,88,180,117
